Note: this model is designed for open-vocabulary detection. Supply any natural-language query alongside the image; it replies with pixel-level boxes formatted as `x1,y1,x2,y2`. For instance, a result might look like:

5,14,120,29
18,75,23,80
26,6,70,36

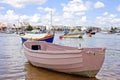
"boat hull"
23,41,105,77
21,34,54,43
63,34,82,38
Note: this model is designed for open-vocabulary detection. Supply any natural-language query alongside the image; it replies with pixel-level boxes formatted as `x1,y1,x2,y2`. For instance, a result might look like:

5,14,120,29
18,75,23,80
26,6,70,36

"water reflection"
25,63,98,80
0,33,26,80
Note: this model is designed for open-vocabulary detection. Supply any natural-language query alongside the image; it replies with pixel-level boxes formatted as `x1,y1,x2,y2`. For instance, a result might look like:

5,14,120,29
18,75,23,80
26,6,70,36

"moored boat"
23,41,106,77
62,29,85,38
63,33,83,38
20,30,54,43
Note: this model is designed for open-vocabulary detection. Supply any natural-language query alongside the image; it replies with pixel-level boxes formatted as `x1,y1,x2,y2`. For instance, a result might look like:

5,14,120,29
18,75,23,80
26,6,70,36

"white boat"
23,41,106,77
20,30,54,43
62,29,85,38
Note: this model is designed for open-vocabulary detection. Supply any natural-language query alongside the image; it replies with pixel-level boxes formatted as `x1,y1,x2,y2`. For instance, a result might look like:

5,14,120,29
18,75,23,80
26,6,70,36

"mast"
50,10,52,28
50,10,55,33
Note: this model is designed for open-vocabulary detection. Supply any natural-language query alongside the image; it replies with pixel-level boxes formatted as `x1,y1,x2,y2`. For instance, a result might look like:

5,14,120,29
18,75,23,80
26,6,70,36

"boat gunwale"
23,41,106,55
23,43,83,54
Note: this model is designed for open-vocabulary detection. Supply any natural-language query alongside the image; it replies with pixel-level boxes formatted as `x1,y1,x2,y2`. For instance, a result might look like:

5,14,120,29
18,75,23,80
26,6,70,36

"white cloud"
103,12,108,16
81,16,86,22
63,12,73,19
62,0,87,19
0,10,19,23
19,14,44,26
0,10,41,26
95,12,120,27
94,1,104,9
37,7,44,11
37,7,56,14
85,1,93,9
0,9,58,26
20,15,29,21
0,9,119,28
1,0,119,27
29,14,41,23
117,5,120,11
0,6,5,10
0,0,46,8
44,7,54,12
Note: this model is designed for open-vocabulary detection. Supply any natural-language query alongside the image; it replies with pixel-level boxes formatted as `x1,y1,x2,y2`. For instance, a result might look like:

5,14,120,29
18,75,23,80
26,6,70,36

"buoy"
88,33,92,37
59,35,63,39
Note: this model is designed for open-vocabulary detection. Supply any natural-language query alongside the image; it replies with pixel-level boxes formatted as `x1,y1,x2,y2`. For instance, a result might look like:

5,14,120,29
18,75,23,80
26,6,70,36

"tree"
26,25,33,31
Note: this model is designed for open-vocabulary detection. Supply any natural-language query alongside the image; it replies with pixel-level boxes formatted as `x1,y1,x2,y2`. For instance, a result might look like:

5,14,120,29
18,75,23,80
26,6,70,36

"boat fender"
88,33,92,37
31,45,41,50
59,35,63,39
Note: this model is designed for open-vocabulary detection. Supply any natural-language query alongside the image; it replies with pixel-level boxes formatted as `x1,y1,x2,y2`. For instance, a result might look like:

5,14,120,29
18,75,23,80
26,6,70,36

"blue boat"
20,30,54,43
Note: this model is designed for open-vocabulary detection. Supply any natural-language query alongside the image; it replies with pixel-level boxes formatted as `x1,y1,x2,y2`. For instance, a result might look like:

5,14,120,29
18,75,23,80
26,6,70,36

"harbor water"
0,32,120,80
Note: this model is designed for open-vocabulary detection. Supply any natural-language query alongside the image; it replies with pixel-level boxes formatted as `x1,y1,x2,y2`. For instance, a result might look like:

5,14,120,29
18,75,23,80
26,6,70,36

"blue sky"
0,0,120,27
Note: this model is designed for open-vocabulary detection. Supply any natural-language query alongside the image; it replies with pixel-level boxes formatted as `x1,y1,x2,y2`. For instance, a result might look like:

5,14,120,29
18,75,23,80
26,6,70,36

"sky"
0,0,120,27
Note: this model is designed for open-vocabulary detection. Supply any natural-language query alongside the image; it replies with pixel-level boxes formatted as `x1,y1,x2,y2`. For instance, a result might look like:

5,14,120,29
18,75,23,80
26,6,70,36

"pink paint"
23,41,106,77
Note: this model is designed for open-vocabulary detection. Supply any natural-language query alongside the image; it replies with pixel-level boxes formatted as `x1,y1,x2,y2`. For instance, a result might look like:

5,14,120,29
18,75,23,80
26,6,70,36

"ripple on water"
0,33,120,80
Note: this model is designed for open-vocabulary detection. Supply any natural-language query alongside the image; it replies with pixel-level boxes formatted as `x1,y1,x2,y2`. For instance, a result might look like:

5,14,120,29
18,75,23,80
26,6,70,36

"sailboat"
20,11,55,43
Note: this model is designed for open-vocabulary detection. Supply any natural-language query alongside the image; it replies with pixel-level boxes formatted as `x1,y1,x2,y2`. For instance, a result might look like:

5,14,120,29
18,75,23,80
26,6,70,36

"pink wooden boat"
23,41,106,77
